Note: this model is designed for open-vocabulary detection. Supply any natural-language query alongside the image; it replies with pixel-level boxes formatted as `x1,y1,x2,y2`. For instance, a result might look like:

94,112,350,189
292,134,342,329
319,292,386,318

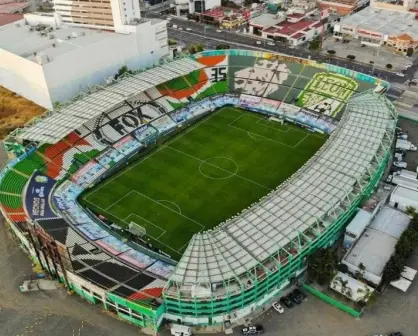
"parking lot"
398,118,418,169
238,249,418,336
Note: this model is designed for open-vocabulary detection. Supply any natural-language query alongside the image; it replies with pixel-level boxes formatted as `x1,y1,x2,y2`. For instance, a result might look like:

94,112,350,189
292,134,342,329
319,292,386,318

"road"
166,16,418,85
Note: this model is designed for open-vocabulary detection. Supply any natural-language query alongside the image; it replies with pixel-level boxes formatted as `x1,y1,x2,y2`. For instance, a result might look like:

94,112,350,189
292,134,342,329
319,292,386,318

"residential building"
174,0,221,16
342,206,410,286
248,7,327,46
333,7,418,54
51,0,141,32
317,0,369,16
0,14,169,109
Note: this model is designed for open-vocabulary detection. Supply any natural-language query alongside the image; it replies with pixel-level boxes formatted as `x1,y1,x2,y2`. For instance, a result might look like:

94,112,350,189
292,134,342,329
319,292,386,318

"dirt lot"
0,86,45,140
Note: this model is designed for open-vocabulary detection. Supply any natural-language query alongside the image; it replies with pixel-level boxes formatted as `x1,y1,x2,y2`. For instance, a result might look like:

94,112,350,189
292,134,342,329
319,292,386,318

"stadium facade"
0,50,397,331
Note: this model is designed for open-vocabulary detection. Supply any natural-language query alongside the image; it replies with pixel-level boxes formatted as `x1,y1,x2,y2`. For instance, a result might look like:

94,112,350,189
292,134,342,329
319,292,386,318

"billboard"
24,171,58,221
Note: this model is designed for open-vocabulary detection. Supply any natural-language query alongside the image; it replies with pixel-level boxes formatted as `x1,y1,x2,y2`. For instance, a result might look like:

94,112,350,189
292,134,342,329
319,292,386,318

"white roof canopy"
16,58,204,144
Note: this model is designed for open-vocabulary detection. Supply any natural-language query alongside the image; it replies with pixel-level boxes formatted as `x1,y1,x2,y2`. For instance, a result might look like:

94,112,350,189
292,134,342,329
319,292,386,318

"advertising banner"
119,249,156,269
24,171,58,221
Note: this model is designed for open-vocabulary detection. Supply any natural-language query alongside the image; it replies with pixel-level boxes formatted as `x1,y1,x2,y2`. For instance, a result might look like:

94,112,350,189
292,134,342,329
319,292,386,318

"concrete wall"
0,48,52,108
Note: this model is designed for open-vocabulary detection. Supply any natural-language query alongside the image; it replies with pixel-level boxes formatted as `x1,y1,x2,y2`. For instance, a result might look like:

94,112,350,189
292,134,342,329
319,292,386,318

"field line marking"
255,118,290,133
166,145,272,191
227,113,245,127
132,190,206,230
86,109,224,199
82,198,183,257
125,213,166,236
156,200,182,214
105,190,134,211
228,124,296,149
293,133,309,148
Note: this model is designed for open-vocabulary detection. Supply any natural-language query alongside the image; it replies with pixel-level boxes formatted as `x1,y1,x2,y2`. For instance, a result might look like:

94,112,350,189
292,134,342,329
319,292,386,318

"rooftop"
392,185,418,202
0,0,30,14
250,13,283,27
340,7,418,40
344,206,410,277
345,209,372,236
263,19,316,38
0,20,115,61
0,13,22,25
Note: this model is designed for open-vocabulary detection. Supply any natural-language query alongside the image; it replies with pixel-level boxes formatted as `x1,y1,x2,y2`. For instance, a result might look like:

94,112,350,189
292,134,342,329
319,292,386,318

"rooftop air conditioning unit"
71,31,78,38
66,35,71,40
15,23,21,27
80,31,86,36
48,33,54,39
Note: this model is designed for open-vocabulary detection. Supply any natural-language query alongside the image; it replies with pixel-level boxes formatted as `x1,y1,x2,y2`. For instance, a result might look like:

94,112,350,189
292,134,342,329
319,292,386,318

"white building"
0,13,168,109
174,0,221,16
390,185,418,212
343,209,372,248
342,206,410,286
52,0,141,33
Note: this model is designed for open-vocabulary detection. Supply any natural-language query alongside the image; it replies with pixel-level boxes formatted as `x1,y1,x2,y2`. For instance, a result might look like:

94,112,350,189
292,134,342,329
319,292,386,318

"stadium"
0,50,397,331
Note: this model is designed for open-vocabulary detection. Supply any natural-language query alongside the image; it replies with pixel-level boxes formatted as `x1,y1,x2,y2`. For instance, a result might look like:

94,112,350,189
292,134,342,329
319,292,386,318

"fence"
303,284,362,318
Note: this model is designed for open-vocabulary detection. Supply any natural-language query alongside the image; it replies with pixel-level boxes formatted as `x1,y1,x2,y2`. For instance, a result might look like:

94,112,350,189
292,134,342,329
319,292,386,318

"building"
0,0,32,14
390,185,418,211
317,0,369,16
0,14,168,109
342,206,410,286
371,0,418,11
333,7,418,54
51,0,141,32
343,209,373,248
249,7,327,46
389,169,418,190
197,6,254,26
0,13,22,25
174,0,221,16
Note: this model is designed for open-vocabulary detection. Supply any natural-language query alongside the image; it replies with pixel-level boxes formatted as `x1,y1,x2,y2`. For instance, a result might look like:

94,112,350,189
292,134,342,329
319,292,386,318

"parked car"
393,161,407,168
396,72,405,77
280,296,293,308
267,41,275,46
288,293,302,304
186,28,192,31
216,29,222,33
389,332,403,336
256,41,262,45
241,325,264,335
271,302,284,313
293,288,307,300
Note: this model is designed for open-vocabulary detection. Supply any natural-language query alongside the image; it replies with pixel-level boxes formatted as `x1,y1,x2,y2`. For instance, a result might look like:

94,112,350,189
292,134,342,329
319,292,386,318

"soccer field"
81,107,327,259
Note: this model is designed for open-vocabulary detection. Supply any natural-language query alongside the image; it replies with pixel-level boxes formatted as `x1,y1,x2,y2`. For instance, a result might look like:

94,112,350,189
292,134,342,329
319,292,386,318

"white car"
393,161,407,168
396,72,405,77
272,302,284,313
267,41,275,46
216,29,222,33
186,28,192,31
256,41,262,45
177,27,184,31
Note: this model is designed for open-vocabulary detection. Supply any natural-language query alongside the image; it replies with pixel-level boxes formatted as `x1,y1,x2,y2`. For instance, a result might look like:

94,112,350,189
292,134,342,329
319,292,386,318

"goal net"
128,222,147,237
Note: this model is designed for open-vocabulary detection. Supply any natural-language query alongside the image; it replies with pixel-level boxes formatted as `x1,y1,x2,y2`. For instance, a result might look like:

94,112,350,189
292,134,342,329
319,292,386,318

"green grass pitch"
81,107,327,259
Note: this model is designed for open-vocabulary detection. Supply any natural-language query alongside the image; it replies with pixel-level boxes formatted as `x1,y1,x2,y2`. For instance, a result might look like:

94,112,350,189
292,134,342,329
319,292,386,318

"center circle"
199,157,239,180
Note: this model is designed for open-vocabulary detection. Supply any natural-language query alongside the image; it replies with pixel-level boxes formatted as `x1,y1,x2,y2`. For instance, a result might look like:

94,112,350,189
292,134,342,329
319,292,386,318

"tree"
114,65,133,80
168,39,177,46
188,44,204,54
308,35,321,51
386,63,393,70
383,254,405,283
406,47,414,57
406,206,417,217
327,50,336,56
357,286,376,306
307,248,338,285
347,55,356,61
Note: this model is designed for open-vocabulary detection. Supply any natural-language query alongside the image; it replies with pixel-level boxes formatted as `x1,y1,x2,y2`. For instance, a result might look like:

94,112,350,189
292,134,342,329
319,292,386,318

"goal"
128,222,147,237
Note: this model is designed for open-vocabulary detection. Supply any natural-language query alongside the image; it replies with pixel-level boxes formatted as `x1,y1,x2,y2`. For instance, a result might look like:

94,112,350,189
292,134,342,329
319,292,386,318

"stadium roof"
167,91,397,293
16,58,205,144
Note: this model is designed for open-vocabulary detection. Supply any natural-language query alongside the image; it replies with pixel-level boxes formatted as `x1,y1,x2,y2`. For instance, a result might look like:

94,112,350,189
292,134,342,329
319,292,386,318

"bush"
386,63,393,69
327,50,336,56
347,55,356,60
406,47,413,57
